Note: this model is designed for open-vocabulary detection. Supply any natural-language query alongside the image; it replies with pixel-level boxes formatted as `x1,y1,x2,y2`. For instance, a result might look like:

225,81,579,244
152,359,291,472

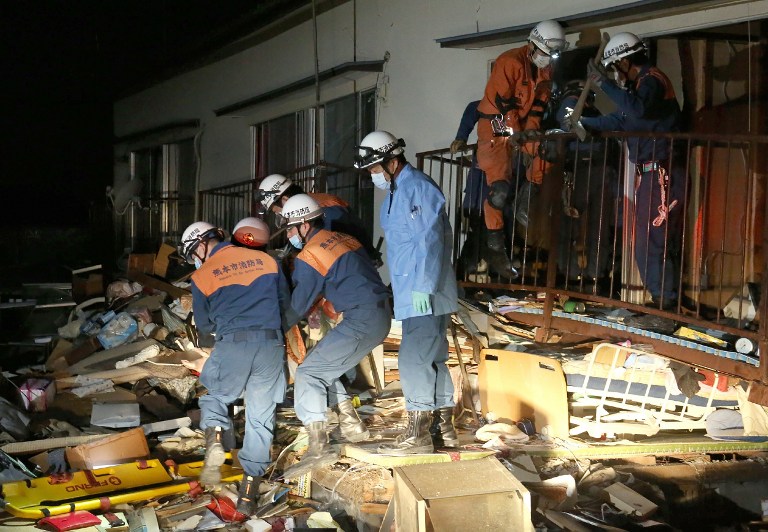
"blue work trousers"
634,165,685,301
199,329,286,477
399,313,455,411
294,302,391,424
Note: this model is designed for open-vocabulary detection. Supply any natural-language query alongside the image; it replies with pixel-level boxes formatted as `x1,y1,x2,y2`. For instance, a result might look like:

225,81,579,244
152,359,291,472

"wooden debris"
603,482,658,519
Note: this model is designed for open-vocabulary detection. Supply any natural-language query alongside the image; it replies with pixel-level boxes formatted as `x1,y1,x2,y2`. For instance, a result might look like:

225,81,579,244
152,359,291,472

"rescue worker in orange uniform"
278,194,391,476
256,174,379,262
476,19,567,277
179,221,294,515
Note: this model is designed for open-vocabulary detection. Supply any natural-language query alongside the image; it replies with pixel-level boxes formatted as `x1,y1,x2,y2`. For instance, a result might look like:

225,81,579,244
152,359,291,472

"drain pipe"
312,0,321,171
193,127,204,221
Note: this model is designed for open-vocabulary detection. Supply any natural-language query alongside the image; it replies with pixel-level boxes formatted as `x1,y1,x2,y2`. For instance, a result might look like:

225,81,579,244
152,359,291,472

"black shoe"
486,248,519,279
645,297,677,311
377,411,434,455
236,474,260,516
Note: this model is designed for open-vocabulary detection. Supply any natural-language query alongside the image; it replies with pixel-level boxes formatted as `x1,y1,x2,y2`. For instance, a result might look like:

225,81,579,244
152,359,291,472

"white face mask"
371,172,389,190
193,257,203,269
532,51,552,69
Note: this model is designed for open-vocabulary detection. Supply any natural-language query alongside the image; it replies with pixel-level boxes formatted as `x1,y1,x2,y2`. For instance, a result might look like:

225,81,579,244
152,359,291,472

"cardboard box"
592,343,630,367
478,349,569,438
72,268,104,303
19,378,56,412
393,458,533,532
65,427,149,470
128,253,155,274
153,243,177,278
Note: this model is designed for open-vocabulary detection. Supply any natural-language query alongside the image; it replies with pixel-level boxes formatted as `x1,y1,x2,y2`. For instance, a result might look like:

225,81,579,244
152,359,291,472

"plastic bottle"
563,301,586,313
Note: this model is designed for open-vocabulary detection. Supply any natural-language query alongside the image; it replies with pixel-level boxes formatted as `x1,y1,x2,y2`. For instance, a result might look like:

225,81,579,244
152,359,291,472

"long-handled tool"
568,32,610,141
449,317,480,426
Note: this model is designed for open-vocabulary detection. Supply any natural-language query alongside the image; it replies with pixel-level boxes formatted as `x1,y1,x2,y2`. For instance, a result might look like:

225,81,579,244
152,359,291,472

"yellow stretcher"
0,457,243,519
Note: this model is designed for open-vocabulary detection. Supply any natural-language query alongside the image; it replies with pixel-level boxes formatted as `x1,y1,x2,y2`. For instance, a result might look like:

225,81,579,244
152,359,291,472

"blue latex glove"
412,291,432,314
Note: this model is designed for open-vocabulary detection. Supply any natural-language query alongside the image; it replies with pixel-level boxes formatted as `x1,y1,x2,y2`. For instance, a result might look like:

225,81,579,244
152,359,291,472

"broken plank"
67,338,161,374
343,444,494,468
603,482,658,519
125,270,190,299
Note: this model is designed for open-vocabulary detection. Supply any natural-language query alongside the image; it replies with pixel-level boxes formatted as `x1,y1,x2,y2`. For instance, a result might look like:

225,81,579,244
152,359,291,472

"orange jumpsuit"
476,45,553,230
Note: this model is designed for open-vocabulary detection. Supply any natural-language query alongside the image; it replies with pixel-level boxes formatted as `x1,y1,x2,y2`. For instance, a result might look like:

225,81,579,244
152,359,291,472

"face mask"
531,50,551,68
193,257,203,269
289,234,304,249
371,172,389,190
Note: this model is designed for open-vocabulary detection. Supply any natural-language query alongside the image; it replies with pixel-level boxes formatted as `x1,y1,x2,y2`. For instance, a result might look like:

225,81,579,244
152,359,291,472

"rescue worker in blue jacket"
553,80,618,286
355,131,459,454
569,32,685,309
180,220,294,514
278,194,391,472
450,100,491,277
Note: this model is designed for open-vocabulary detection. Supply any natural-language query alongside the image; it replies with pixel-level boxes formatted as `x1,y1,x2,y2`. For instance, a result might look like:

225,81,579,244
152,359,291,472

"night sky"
0,1,276,228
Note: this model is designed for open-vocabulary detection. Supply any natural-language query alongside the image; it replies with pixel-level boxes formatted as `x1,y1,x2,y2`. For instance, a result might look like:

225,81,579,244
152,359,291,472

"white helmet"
179,221,225,264
529,20,568,57
257,174,293,209
232,217,270,249
277,194,324,228
602,32,645,67
354,131,405,169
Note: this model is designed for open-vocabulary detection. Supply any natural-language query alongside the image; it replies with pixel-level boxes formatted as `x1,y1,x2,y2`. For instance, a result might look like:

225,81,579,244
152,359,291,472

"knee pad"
488,181,510,210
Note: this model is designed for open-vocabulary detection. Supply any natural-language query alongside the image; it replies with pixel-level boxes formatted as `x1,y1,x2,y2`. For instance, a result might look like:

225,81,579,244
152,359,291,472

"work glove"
412,291,432,314
669,361,706,398
47,448,70,474
449,139,467,154
587,58,609,88
539,129,565,162
512,129,539,146
561,107,587,138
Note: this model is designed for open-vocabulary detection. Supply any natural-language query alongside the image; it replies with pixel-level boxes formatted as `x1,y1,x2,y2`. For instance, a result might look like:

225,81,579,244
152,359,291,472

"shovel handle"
570,32,611,140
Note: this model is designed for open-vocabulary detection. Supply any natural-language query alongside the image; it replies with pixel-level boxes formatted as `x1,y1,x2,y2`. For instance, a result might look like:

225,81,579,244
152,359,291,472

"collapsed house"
3,0,768,530
0,246,767,530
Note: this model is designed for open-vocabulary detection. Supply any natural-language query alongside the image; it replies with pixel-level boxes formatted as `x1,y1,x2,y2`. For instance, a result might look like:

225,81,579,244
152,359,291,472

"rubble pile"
0,257,767,531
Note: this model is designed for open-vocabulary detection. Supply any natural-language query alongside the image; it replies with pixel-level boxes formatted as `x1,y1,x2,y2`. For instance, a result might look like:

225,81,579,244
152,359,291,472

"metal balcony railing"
196,135,768,390
417,131,768,388
198,161,372,242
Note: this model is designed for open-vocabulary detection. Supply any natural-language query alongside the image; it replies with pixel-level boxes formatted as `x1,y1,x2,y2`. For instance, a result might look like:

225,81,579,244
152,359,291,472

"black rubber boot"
200,426,226,486
331,399,370,443
236,474,260,516
377,411,434,455
222,425,236,451
430,407,459,448
486,230,518,279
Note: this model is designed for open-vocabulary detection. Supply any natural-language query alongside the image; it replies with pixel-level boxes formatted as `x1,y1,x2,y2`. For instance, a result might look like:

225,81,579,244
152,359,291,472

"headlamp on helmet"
529,20,568,58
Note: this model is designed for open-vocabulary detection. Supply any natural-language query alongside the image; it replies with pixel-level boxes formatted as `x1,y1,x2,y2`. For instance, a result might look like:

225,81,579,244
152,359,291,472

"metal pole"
450,317,480,425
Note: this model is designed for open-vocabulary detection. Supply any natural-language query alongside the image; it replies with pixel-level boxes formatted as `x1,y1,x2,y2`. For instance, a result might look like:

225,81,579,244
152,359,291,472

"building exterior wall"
113,0,768,268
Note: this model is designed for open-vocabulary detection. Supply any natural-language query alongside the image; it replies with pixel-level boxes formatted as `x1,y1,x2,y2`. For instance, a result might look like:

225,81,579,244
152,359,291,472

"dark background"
0,1,303,283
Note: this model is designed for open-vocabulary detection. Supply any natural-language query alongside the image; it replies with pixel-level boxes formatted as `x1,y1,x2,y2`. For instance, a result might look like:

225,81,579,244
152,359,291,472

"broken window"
251,87,377,238
128,138,196,252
